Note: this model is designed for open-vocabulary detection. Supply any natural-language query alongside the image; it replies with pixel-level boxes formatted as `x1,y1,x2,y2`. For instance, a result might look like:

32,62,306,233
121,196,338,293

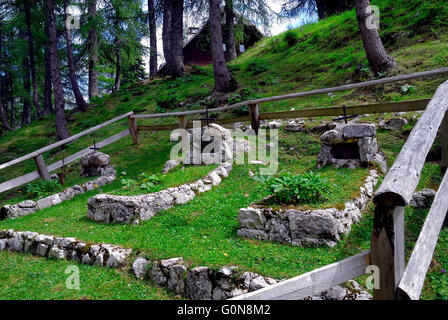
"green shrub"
254,171,330,205
121,173,162,193
284,29,299,47
246,60,268,75
26,179,62,199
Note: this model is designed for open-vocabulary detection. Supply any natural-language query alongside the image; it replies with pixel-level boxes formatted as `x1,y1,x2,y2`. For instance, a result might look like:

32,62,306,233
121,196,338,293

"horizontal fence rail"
0,129,130,193
137,99,430,132
231,251,370,300
0,111,134,194
131,68,448,119
374,81,448,207
0,111,133,171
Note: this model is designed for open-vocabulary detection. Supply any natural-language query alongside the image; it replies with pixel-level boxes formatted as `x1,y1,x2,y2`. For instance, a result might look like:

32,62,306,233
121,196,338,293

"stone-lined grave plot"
238,170,379,247
0,151,116,221
87,123,250,225
87,162,233,224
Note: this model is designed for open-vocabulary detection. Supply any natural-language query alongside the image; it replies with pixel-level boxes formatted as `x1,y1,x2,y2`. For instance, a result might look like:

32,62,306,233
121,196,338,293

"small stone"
150,265,168,286
18,200,37,208
320,130,344,144
48,246,66,260
106,250,126,268
36,243,49,257
94,253,104,266
212,287,229,300
168,264,187,295
0,239,7,251
163,159,181,174
186,267,213,300
325,286,348,300
37,197,53,210
410,188,436,209
133,257,150,279
9,233,24,252
160,257,184,269
238,208,266,230
380,117,408,130
249,277,270,291
81,254,92,265
343,123,376,138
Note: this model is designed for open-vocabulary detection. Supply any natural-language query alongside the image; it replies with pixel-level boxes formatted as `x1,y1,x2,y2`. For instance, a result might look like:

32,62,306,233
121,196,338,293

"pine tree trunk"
43,8,53,116
315,0,327,19
170,0,184,77
148,0,157,76
0,23,12,131
24,0,42,118
114,40,121,91
0,83,11,131
224,0,237,61
355,0,396,74
87,0,99,99
162,0,172,74
163,0,184,77
64,0,88,112
20,27,31,126
45,0,70,140
209,0,237,93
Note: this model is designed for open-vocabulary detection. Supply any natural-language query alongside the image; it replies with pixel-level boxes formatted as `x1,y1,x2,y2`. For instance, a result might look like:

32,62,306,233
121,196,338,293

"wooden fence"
1,68,448,301
232,78,448,300
0,112,133,193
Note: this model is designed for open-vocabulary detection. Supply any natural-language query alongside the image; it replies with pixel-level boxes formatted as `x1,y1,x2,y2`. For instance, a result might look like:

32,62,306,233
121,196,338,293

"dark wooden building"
158,17,263,73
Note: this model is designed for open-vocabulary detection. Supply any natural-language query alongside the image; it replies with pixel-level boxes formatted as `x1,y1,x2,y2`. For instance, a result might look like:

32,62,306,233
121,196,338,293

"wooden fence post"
440,111,448,175
370,205,405,300
128,116,140,145
34,154,51,181
178,115,187,130
249,103,260,134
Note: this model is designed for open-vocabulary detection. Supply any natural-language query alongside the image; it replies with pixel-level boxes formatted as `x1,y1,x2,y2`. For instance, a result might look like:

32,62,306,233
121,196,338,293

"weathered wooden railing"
0,112,134,193
372,79,448,300
127,67,448,144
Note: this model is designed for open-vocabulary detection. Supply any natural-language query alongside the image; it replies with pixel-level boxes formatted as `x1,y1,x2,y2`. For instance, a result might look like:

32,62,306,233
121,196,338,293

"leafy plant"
401,84,417,94
254,171,331,205
120,173,162,193
25,179,62,199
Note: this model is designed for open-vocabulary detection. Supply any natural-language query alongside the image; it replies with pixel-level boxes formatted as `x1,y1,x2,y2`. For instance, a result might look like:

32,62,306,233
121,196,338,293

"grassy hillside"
0,0,447,299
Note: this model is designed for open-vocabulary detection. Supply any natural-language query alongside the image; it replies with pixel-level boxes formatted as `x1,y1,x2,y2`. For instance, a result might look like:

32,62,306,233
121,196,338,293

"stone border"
0,229,131,268
0,174,116,221
131,257,279,300
86,163,233,224
237,170,379,247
